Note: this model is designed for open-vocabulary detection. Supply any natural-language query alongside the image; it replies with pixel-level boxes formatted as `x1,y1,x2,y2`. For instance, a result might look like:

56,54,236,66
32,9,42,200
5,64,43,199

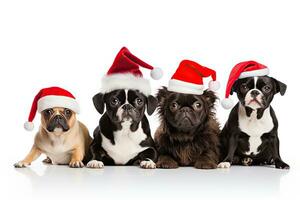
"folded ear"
203,90,218,108
156,86,168,104
272,78,287,96
93,93,105,114
146,95,158,115
230,81,238,95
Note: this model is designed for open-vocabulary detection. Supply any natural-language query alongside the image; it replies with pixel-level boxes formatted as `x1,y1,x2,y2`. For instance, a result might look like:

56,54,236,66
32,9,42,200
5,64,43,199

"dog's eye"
111,98,120,106
240,83,248,91
136,98,143,105
262,85,271,93
64,109,72,116
193,102,202,110
170,102,178,110
44,109,53,115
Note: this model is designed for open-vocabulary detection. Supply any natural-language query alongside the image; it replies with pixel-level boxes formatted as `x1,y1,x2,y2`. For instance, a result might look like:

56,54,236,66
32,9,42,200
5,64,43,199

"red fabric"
224,61,268,98
171,60,217,85
27,87,76,122
107,47,155,77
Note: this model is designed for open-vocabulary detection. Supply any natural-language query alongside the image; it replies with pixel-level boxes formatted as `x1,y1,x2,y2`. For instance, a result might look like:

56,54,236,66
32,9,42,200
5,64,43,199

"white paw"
69,160,84,168
14,161,30,168
140,159,156,169
217,162,231,168
86,160,104,169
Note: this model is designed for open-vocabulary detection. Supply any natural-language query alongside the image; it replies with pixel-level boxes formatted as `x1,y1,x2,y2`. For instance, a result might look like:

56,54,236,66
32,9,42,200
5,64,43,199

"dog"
218,76,289,169
85,89,158,169
154,87,220,169
14,107,92,168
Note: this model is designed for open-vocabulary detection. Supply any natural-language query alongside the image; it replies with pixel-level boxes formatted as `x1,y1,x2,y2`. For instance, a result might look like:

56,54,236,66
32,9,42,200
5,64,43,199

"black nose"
250,90,260,97
122,104,133,111
180,107,192,113
54,115,63,121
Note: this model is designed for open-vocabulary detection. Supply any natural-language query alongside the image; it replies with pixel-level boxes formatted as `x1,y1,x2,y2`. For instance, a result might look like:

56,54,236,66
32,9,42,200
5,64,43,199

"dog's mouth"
247,98,263,107
47,116,69,132
177,116,194,128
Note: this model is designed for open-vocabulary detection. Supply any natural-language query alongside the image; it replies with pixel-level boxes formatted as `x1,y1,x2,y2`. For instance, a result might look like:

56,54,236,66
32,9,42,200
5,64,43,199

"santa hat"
168,60,220,95
24,87,80,131
221,60,270,109
100,47,163,96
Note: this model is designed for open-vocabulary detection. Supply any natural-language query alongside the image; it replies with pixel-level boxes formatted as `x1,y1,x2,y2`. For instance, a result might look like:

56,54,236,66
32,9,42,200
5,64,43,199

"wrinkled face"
93,89,158,124
41,107,76,135
157,87,216,132
232,76,287,109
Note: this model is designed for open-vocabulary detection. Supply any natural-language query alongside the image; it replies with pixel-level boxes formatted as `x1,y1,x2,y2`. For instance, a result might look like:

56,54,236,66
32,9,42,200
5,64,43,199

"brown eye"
240,83,248,91
64,109,72,116
111,97,119,106
170,102,178,110
263,85,271,93
193,102,202,110
136,98,143,105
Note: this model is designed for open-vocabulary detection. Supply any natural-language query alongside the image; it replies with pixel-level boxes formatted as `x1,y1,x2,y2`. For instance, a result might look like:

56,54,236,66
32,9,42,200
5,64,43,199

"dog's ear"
230,81,238,95
156,86,168,104
93,93,105,114
203,90,218,108
272,78,287,96
146,95,158,115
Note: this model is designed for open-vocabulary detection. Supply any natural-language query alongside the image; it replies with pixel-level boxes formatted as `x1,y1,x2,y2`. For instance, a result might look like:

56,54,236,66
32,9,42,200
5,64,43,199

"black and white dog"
219,76,289,169
85,89,158,169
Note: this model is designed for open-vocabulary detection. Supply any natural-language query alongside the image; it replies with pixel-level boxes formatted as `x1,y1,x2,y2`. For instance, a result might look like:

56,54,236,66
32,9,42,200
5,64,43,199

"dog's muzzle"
47,115,69,132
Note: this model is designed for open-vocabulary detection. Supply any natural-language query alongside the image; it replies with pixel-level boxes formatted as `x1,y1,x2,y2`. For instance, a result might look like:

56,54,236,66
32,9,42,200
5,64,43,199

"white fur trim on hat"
221,98,234,109
101,73,151,96
239,68,269,79
37,95,80,113
208,80,220,91
150,67,163,80
168,79,204,95
24,121,34,131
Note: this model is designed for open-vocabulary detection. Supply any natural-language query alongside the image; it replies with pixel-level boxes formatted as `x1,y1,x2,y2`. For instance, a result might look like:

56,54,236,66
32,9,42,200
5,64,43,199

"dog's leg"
14,146,42,168
194,150,218,169
218,134,238,168
69,147,84,168
272,134,289,169
86,139,105,169
42,157,52,164
136,147,157,169
156,155,179,169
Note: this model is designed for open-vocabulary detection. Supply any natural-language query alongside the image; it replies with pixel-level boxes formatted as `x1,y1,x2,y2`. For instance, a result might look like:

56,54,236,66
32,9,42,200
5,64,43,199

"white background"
0,0,299,199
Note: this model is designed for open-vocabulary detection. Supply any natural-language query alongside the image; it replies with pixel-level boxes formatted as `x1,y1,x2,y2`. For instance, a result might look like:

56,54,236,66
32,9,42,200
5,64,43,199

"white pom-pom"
208,80,220,91
150,67,163,80
221,98,234,109
24,121,34,131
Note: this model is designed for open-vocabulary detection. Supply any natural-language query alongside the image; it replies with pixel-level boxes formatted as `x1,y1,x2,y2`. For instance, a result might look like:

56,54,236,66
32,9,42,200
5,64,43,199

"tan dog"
14,107,92,168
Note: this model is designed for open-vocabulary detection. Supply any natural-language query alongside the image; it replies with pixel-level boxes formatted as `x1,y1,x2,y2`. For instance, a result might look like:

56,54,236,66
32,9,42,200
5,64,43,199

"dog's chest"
101,121,148,165
238,106,274,155
41,136,73,164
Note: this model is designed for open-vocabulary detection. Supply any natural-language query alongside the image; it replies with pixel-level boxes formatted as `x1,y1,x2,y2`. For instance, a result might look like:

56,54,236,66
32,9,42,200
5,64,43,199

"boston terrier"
85,89,158,169
218,76,289,169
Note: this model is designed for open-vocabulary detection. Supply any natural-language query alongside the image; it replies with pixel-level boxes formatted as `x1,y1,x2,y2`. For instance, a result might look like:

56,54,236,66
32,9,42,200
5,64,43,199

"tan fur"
14,107,92,168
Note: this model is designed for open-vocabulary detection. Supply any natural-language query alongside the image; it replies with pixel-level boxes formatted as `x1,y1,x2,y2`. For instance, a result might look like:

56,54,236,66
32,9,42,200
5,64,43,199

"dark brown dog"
154,87,220,169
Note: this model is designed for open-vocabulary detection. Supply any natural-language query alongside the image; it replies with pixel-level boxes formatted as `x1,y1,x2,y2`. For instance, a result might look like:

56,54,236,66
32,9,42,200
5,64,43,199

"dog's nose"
250,90,260,97
180,107,192,113
54,115,63,121
122,104,133,111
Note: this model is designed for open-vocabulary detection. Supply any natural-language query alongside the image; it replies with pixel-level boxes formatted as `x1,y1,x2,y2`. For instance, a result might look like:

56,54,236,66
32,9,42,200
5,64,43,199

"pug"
218,76,289,169
154,87,220,169
85,89,158,169
14,107,92,168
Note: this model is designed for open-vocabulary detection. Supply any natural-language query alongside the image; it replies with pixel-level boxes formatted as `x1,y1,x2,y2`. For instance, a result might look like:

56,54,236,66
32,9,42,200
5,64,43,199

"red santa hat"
221,60,270,109
24,87,80,131
100,47,163,96
168,60,220,95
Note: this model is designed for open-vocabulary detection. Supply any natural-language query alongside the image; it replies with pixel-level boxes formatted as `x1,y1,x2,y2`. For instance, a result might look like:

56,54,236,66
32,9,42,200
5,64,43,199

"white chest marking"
238,105,274,155
101,121,148,165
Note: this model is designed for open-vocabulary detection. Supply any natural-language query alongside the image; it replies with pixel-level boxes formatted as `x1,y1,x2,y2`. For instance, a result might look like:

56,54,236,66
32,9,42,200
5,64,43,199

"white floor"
3,161,299,200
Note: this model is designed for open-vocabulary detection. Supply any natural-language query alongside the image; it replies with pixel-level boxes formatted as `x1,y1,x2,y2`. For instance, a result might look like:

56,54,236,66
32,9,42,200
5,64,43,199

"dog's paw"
275,160,290,170
140,159,156,169
241,157,253,166
217,162,231,169
86,160,104,169
156,159,178,169
42,157,52,164
194,161,217,169
69,160,84,168
14,161,30,168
